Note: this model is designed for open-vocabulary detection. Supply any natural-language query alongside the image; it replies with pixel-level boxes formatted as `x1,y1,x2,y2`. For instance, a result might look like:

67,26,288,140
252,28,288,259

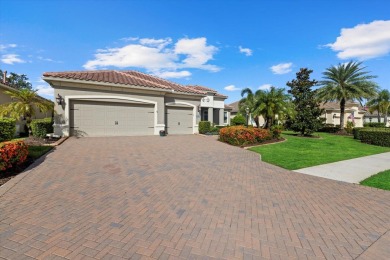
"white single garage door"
166,106,193,134
70,100,154,137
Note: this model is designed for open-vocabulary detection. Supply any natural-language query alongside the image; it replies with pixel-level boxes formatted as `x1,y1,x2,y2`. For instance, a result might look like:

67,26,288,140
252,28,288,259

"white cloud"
326,20,390,60
270,62,293,74
34,84,54,99
154,70,191,78
83,37,220,78
258,84,272,90
1,54,25,64
224,85,241,91
239,46,253,56
174,37,220,72
0,43,17,52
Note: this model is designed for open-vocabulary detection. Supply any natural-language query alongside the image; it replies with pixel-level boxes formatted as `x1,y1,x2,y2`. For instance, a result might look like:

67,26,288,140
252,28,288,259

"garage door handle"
115,121,118,125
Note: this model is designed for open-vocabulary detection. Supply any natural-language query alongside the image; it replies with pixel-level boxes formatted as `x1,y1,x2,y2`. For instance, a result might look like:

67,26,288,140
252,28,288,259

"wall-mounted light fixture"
56,94,63,105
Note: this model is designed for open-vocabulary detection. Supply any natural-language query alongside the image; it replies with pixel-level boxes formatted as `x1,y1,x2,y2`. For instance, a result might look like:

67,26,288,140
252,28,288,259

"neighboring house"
0,81,51,135
320,101,365,127
43,70,230,137
363,110,390,126
227,100,265,126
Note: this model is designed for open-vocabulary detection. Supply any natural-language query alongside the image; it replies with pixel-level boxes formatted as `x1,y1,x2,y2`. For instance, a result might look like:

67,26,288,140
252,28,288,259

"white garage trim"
165,102,198,134
61,95,162,136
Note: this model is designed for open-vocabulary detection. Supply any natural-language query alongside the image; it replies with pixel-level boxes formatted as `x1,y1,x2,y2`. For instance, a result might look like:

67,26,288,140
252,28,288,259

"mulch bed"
23,136,60,146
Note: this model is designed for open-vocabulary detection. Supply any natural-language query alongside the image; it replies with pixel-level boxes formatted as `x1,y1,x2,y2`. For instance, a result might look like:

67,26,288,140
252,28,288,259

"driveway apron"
0,135,389,259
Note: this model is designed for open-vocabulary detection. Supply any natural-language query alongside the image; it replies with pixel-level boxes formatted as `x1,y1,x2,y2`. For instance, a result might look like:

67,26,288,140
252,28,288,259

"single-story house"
0,80,51,136
227,100,265,126
363,110,390,126
320,101,365,127
43,70,230,137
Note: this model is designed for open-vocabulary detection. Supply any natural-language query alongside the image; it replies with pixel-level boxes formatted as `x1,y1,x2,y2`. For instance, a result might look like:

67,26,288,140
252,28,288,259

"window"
203,110,208,121
224,111,228,124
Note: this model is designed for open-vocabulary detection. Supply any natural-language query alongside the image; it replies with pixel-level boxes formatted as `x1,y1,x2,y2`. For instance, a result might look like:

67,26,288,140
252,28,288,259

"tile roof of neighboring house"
319,101,360,110
43,70,205,95
227,101,240,113
364,110,385,117
224,104,233,110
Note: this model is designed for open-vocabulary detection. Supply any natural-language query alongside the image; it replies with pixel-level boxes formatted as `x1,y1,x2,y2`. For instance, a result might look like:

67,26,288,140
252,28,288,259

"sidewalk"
294,152,390,183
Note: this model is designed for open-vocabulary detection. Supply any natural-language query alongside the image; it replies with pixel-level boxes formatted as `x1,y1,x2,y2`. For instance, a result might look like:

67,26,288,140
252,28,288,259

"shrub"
346,121,355,134
363,122,386,128
231,114,246,126
352,127,364,139
219,126,272,146
30,118,53,138
270,125,283,139
0,141,29,171
0,118,16,142
198,121,211,134
318,124,340,133
358,128,390,147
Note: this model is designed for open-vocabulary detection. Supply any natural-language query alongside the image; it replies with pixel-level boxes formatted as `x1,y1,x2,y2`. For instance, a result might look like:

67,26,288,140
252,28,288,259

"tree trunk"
340,98,346,130
378,110,381,123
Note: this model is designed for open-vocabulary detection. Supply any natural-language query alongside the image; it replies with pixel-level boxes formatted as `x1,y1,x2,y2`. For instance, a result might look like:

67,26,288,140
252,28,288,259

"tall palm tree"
317,61,378,130
240,86,291,128
0,89,53,134
240,88,259,127
366,89,390,124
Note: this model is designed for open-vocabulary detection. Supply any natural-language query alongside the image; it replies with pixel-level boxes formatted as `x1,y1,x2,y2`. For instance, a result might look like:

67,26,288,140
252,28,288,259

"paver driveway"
0,135,389,260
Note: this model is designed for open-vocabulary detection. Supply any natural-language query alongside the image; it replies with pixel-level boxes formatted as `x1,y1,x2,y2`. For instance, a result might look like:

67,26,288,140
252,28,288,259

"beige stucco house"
43,70,230,137
320,101,366,127
0,82,52,135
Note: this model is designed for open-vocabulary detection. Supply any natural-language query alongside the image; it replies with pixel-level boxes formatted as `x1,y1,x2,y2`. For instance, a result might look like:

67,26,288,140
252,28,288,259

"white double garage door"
70,100,193,136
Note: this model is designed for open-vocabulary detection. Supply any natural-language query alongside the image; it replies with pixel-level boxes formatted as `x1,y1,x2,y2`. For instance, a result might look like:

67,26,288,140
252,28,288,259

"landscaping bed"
0,140,55,186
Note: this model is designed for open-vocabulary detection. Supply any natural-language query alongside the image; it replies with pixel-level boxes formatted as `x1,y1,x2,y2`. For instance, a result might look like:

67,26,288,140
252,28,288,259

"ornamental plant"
219,126,272,146
0,141,29,172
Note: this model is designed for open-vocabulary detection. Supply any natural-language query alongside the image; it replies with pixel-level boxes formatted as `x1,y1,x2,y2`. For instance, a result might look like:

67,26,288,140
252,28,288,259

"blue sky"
1,0,390,103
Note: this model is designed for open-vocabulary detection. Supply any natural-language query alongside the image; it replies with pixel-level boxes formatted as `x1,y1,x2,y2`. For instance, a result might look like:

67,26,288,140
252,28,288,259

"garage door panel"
166,107,193,135
70,100,154,137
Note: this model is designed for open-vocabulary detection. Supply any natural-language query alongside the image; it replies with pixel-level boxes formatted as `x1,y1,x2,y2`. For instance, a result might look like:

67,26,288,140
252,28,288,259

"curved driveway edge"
1,135,389,259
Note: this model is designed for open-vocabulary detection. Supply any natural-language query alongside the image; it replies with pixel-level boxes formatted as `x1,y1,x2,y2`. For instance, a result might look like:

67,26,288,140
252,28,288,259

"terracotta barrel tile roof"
187,85,217,93
43,70,205,95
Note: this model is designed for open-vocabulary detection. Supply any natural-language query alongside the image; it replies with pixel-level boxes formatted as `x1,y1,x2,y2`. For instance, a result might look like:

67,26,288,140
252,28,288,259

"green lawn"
360,170,390,191
28,146,53,159
249,132,390,170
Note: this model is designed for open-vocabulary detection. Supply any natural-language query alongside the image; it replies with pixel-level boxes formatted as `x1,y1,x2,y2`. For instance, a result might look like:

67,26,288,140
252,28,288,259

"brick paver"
0,135,389,259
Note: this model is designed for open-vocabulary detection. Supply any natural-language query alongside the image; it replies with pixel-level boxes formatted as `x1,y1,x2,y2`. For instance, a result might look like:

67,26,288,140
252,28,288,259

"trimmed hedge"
219,126,272,146
0,141,29,172
30,118,53,138
352,127,364,139
0,118,16,142
363,122,386,128
318,124,340,133
358,128,390,147
198,121,211,134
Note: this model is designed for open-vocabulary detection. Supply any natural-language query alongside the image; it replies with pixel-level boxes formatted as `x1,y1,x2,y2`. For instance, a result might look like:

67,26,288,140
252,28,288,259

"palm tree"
366,89,390,124
317,61,378,131
0,89,53,134
239,88,259,127
240,87,291,128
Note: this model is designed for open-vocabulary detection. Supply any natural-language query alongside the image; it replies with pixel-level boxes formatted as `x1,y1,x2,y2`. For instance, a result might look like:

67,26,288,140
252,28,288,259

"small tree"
0,69,32,90
287,68,323,136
